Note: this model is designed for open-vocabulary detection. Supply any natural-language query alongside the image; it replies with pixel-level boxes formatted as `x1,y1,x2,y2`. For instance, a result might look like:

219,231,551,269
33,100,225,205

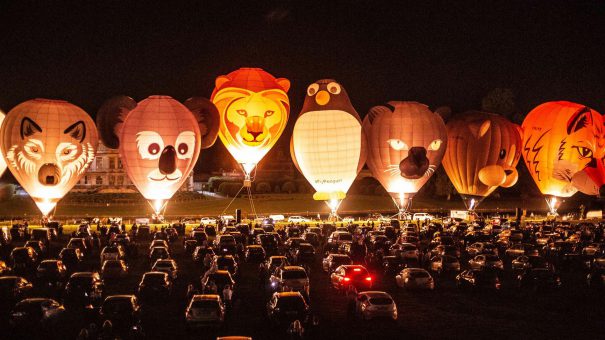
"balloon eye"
31,147,39,153
428,139,442,151
307,84,319,96
327,82,341,94
265,110,274,118
178,143,188,155
236,110,247,116
148,143,160,155
63,149,71,155
499,149,506,159
577,146,593,158
387,139,408,151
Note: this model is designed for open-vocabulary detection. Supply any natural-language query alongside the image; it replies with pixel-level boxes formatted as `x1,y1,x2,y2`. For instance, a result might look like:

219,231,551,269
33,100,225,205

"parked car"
64,272,104,308
456,270,501,290
185,294,226,329
269,266,309,295
149,246,171,263
200,217,217,226
266,291,309,325
330,265,373,293
9,298,65,331
58,248,84,271
245,245,266,262
429,255,461,274
389,243,419,261
354,291,398,321
101,260,129,280
511,255,550,273
517,268,561,290
201,270,235,294
395,268,434,290
468,254,504,271
36,260,68,288
0,276,33,303
152,259,179,280
99,295,141,332
24,240,47,257
212,255,238,277
322,254,353,273
11,246,38,272
412,213,434,222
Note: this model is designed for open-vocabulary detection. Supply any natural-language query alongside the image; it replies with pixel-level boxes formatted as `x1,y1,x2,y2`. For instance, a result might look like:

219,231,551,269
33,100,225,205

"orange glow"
522,101,605,197
443,111,522,210
211,68,290,174
1,99,98,217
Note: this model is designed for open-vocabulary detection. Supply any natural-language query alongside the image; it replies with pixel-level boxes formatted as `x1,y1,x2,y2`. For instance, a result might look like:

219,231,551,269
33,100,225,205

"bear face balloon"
522,101,605,198
211,67,290,172
363,102,447,210
97,95,219,209
1,99,98,216
442,111,522,210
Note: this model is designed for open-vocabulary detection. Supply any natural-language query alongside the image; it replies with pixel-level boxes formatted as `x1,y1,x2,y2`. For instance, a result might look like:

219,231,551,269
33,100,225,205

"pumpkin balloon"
442,111,522,211
211,68,290,184
97,95,219,214
521,101,605,213
291,79,367,217
1,99,98,216
363,102,447,216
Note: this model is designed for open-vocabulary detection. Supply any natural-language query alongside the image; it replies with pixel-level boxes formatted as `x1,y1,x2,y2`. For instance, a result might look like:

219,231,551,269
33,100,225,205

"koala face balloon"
97,95,219,203
1,99,98,216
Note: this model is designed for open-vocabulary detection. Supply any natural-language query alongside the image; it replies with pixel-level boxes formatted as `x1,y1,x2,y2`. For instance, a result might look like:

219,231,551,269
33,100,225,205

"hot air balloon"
211,68,290,186
443,111,522,211
291,79,366,217
1,99,98,217
0,110,8,178
363,102,447,217
97,95,219,215
522,101,605,213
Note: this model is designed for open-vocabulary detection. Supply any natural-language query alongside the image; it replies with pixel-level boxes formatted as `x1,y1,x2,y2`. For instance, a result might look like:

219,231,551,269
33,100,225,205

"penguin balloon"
291,79,366,218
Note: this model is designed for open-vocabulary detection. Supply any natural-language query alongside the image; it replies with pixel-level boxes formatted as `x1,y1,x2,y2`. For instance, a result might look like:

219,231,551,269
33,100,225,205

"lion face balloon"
443,111,522,209
363,102,447,209
211,68,290,168
97,95,219,205
1,99,98,216
522,101,605,198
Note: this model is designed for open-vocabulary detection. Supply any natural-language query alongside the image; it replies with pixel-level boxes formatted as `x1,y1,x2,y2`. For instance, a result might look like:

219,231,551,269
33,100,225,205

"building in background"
74,144,194,193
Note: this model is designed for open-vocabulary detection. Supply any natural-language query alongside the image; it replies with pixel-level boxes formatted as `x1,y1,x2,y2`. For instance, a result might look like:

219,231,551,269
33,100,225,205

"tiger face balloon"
1,99,98,216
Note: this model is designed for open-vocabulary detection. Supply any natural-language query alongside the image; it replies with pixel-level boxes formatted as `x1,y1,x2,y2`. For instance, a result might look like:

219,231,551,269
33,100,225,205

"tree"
481,88,515,117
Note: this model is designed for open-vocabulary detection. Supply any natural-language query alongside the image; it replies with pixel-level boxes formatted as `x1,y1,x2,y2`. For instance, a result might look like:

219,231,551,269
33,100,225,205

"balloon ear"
184,97,220,149
20,117,42,139
96,96,136,149
215,75,231,90
567,106,592,134
365,105,392,126
469,120,491,138
64,121,86,142
276,78,290,93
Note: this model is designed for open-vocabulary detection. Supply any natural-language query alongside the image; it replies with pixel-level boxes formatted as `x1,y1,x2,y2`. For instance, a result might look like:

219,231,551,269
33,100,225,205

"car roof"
275,291,303,298
71,272,95,277
105,294,135,301
144,271,167,277
403,268,428,273
282,266,305,271
192,294,220,301
359,291,392,298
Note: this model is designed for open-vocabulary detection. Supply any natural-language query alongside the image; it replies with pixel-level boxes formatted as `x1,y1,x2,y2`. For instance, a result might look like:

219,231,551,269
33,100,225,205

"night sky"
1,1,604,172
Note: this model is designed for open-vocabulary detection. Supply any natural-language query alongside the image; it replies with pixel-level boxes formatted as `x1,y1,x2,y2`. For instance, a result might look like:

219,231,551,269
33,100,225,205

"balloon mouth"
38,163,61,186
149,175,181,182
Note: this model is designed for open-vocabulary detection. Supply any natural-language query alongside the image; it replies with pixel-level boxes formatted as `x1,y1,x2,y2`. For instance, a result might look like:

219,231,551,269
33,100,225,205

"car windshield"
104,261,121,269
103,300,133,314
143,274,166,284
208,274,231,285
271,258,285,267
70,277,93,287
369,297,393,305
104,247,118,253
282,270,307,280
39,262,58,270
217,258,234,267
277,296,305,310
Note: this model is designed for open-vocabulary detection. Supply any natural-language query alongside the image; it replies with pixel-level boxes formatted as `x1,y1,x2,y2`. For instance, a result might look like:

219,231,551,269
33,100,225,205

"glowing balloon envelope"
0,110,7,178
521,101,605,213
443,111,522,211
1,99,98,216
363,102,447,216
97,95,219,214
211,68,290,184
291,79,367,216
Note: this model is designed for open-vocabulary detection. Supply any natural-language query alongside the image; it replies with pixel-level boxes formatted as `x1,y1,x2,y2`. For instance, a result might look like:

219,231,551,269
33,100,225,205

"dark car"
257,234,279,255
11,246,38,272
266,291,310,325
517,268,561,290
99,295,141,332
456,270,501,290
293,243,315,264
322,254,353,273
245,245,266,262
184,240,198,255
511,255,551,273
0,276,33,304
58,247,84,272
101,260,129,281
213,255,238,277
9,298,65,332
64,272,104,308
137,271,172,303
330,265,373,293
302,232,320,247
381,255,406,276
66,237,89,256
193,246,215,264
201,270,235,294
149,246,171,263
0,260,11,275
25,240,47,257
36,260,68,289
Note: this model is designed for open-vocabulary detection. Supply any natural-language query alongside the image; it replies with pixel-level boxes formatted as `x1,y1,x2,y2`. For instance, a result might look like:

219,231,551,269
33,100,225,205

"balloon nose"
399,147,429,179
159,146,177,175
315,90,330,106
38,163,60,186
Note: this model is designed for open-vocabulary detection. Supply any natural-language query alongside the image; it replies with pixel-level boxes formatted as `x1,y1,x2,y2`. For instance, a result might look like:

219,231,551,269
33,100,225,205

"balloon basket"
390,192,413,220
545,196,560,216
461,195,485,212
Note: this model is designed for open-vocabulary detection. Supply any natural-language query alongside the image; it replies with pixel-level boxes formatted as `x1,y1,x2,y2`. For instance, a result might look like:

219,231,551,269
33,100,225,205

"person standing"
222,284,233,310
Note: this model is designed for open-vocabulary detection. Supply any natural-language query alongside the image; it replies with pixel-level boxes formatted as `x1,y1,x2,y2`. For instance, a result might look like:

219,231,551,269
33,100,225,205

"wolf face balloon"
1,99,98,216
97,95,219,208
211,68,290,173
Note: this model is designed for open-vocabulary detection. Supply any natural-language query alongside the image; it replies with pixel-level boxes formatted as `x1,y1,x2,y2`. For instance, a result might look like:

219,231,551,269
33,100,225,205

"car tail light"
343,277,351,282
353,268,361,272
365,276,372,282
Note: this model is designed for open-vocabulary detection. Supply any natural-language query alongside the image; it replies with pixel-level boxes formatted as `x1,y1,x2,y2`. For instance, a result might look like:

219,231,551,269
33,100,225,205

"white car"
342,216,355,223
412,213,434,222
395,268,434,290
288,216,310,223
200,217,217,226
219,215,235,224
355,291,398,321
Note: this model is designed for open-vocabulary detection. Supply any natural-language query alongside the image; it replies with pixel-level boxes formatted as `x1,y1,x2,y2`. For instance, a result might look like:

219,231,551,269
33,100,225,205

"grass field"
0,192,576,220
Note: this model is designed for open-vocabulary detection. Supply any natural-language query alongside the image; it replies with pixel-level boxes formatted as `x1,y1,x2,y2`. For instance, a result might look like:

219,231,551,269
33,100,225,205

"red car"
330,265,373,293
